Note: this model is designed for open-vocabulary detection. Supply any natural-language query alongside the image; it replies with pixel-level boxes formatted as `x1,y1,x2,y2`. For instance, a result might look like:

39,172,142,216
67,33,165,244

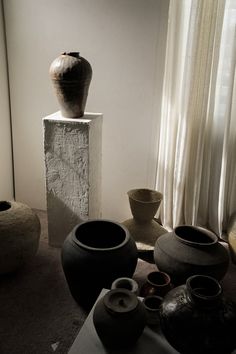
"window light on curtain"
155,0,236,237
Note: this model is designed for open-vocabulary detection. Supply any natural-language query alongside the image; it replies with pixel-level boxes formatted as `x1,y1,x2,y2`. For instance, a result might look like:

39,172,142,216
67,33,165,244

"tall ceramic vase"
49,52,92,118
123,188,167,263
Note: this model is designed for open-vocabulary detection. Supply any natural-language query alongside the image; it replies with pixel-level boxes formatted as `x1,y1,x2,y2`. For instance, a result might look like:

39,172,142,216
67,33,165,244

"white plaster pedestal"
43,111,102,247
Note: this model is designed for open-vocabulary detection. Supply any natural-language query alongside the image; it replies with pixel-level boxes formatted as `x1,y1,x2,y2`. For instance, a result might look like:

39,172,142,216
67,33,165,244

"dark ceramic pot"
160,275,236,354
154,225,229,285
0,200,40,274
140,271,172,298
49,52,92,118
61,219,138,309
93,288,146,349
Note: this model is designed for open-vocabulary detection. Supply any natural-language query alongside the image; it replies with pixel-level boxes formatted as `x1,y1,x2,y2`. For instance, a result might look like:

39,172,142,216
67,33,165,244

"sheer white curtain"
155,0,236,237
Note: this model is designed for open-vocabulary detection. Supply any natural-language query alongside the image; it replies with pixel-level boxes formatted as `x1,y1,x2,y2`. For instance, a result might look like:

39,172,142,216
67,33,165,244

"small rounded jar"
61,219,138,308
154,225,229,285
0,200,40,274
160,275,236,354
93,289,147,349
142,295,163,326
140,271,172,298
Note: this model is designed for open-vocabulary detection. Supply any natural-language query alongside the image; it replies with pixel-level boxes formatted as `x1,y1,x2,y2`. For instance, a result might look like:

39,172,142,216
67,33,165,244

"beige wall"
0,2,13,201
3,0,168,221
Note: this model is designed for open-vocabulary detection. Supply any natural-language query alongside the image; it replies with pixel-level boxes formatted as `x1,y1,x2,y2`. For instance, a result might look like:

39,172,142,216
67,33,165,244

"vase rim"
0,200,11,212
72,219,130,251
147,271,171,287
143,295,163,311
186,275,222,306
103,288,139,314
61,51,80,58
127,188,163,203
111,277,139,293
174,225,218,246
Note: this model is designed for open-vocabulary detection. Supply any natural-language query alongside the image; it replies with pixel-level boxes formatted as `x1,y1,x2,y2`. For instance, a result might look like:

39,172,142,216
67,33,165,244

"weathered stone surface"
0,200,40,274
43,111,102,247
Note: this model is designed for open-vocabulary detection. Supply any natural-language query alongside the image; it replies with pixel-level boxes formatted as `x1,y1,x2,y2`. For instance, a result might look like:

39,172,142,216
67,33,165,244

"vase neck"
186,275,222,308
62,52,80,59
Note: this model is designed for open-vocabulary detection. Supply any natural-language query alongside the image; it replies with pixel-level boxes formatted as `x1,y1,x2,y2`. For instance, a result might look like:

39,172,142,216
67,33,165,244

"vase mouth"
143,295,163,311
72,219,130,251
127,189,163,204
111,277,139,293
0,201,11,212
147,271,171,287
174,225,218,246
61,52,80,58
186,275,222,306
103,288,138,314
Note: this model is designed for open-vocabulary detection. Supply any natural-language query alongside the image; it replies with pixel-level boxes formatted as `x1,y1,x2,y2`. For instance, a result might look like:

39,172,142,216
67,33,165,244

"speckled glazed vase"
123,188,167,263
0,200,41,274
61,219,138,309
49,52,92,118
93,289,147,349
154,225,229,285
160,275,236,354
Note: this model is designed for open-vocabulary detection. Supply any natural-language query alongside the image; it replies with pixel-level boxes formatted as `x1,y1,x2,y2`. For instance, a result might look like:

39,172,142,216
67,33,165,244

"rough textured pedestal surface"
43,111,102,247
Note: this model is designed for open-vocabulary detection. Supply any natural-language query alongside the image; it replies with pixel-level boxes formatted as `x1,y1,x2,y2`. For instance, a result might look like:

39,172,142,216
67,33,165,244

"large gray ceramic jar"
61,219,138,309
154,225,229,285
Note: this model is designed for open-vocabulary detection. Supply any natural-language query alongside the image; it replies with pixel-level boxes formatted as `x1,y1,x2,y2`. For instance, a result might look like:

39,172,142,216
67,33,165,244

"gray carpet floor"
0,209,235,354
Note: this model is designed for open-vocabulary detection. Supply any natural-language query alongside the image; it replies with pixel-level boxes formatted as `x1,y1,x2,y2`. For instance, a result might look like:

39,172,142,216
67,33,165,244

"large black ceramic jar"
61,220,138,308
160,275,236,354
49,52,92,118
93,288,146,349
154,225,229,285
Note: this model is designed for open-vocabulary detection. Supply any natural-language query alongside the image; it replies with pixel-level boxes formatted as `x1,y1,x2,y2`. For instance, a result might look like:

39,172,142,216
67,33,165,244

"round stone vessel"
0,200,41,274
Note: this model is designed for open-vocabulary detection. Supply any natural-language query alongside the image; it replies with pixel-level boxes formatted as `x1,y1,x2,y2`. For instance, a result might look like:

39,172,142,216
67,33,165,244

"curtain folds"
155,0,236,236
